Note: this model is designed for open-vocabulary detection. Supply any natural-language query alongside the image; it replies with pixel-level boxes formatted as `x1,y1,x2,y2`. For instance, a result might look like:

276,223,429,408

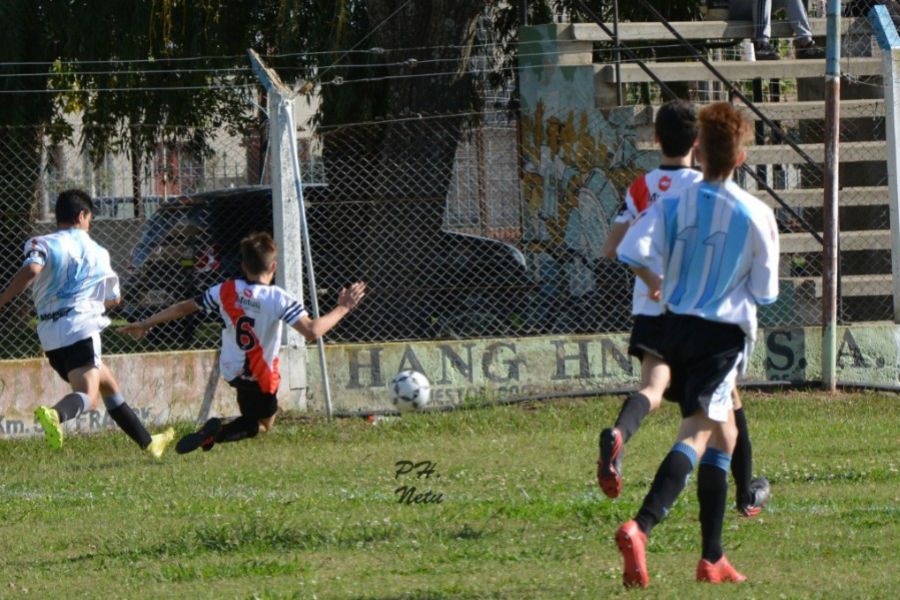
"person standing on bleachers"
751,0,827,59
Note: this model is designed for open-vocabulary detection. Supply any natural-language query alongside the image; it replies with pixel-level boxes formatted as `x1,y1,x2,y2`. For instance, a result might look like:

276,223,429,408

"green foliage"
0,391,896,597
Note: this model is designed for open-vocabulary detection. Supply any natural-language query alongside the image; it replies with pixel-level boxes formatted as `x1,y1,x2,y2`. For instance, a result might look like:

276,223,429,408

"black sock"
614,392,652,443
635,442,697,535
698,451,731,563
108,403,152,449
53,393,89,423
731,408,753,506
215,416,259,443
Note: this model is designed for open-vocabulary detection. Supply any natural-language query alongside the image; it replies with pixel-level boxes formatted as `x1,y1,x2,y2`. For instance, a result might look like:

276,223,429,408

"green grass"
0,391,897,598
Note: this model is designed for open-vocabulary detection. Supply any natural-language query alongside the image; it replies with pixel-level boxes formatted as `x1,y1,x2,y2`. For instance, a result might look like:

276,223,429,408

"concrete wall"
3,325,898,438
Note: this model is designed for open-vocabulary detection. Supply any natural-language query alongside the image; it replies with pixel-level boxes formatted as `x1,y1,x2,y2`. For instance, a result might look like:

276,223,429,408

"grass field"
0,390,897,599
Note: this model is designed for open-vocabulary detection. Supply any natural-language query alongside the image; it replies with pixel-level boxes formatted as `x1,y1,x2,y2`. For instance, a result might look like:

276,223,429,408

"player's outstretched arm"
119,299,200,340
0,263,42,311
291,281,366,341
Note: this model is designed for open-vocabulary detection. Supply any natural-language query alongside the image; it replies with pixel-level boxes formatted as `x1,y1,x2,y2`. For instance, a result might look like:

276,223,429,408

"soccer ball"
389,370,432,412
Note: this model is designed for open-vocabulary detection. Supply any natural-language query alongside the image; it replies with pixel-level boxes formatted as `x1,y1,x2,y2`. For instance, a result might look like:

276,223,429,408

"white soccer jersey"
196,279,308,393
614,166,702,316
618,178,779,342
23,229,120,352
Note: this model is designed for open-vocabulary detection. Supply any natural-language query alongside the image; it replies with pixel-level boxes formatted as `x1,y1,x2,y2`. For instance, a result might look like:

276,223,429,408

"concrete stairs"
562,17,894,321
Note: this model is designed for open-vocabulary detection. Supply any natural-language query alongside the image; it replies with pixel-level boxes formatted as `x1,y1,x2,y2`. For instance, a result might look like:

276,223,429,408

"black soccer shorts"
227,378,279,420
627,314,667,360
45,335,101,382
662,314,745,421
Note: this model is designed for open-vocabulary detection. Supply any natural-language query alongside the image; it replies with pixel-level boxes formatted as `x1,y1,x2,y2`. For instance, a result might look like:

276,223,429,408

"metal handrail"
574,0,824,245
635,0,821,169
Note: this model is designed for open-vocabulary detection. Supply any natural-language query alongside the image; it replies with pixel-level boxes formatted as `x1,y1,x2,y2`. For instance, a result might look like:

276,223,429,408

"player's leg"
98,364,174,459
598,356,668,497
598,315,669,498
257,412,277,434
681,341,747,584
186,386,277,452
615,413,706,589
215,388,275,444
177,383,267,454
34,337,103,450
621,354,669,436
730,390,752,511
731,389,770,516
696,412,747,583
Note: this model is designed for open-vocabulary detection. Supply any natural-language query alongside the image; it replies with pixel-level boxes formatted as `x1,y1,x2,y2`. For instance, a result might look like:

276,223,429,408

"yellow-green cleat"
34,406,63,450
147,427,175,460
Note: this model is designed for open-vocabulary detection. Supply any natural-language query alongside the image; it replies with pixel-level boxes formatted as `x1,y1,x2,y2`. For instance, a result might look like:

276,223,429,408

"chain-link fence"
0,10,896,360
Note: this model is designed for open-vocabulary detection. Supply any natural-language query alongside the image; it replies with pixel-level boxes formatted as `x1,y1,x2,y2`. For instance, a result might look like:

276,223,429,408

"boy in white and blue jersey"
597,101,770,522
613,103,779,588
0,189,173,457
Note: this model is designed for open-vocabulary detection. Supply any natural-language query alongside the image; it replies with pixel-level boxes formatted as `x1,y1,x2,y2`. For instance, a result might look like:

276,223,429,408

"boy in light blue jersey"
613,103,779,588
598,101,770,520
0,189,174,457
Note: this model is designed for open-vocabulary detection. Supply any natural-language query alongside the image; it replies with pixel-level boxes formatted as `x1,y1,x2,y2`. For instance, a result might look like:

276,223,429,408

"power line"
0,42,707,83
313,0,415,84
0,84,257,94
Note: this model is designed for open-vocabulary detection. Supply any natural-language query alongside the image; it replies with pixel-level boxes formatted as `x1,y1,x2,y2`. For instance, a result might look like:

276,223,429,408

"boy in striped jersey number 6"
120,232,365,453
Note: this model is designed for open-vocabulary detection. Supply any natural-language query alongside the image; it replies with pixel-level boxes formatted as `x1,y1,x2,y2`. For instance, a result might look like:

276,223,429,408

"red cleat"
615,520,649,588
598,427,623,498
696,555,747,583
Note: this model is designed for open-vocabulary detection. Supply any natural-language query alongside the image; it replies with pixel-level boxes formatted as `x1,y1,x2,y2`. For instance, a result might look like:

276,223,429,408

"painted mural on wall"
517,25,657,333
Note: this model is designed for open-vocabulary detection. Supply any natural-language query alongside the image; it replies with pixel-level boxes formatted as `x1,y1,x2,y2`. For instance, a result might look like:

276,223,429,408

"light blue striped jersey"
618,179,779,341
23,228,119,351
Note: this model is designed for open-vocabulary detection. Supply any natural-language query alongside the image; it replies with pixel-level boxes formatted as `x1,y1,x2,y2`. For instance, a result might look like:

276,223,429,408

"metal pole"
613,0,623,105
869,7,900,325
248,49,333,417
284,105,335,419
520,0,527,25
822,0,841,392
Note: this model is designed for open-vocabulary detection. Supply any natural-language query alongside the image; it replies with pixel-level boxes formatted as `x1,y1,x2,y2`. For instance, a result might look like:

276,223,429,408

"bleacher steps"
782,229,890,253
636,141,886,164
596,58,882,85
565,19,845,42
788,274,892,297
760,186,888,208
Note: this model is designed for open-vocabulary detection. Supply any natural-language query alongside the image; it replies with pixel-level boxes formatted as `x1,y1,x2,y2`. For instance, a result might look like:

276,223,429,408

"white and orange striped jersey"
195,279,307,393
614,166,702,316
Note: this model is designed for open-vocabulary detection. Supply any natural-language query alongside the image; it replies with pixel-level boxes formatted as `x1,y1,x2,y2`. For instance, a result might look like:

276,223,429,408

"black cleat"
598,427,624,498
737,476,771,517
175,418,222,455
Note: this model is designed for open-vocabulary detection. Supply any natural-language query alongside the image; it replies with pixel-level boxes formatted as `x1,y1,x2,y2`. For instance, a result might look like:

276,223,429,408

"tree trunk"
130,137,145,219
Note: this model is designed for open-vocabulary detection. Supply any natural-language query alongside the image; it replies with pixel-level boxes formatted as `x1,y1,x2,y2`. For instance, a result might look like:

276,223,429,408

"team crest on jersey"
658,175,672,191
243,288,253,298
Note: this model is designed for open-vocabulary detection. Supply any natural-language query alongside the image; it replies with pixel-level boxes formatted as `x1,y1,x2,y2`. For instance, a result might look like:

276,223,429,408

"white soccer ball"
389,370,432,412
